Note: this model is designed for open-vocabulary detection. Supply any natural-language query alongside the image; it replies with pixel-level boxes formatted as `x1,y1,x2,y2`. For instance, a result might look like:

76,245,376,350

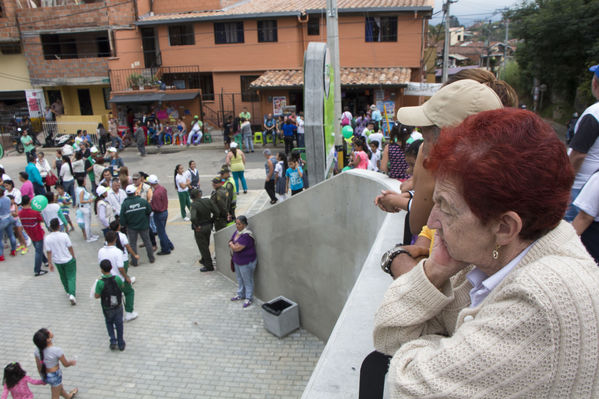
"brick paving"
0,148,324,398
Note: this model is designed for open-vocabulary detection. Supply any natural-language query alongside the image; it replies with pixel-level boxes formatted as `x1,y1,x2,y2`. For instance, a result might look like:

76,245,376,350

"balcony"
21,0,102,8
109,66,214,100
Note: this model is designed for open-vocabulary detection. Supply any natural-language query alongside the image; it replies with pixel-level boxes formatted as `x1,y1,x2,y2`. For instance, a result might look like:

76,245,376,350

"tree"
506,0,599,108
449,15,461,28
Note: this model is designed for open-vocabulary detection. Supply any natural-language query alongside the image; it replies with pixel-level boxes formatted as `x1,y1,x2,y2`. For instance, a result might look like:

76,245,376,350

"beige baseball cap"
397,79,503,128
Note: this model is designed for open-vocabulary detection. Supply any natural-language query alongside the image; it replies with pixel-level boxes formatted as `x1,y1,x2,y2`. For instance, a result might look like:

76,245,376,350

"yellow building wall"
0,54,32,91
45,85,110,116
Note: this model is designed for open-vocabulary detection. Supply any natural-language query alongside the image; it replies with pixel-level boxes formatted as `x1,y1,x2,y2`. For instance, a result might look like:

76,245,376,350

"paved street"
0,144,324,398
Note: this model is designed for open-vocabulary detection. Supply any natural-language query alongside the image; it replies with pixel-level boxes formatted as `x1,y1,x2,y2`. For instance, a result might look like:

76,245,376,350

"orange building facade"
107,0,433,129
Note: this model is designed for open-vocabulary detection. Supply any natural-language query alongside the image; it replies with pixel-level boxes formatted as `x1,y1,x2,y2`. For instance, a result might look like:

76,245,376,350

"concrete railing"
215,169,404,397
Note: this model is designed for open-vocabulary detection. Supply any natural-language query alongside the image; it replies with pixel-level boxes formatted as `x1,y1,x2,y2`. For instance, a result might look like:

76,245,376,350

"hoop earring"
492,245,500,260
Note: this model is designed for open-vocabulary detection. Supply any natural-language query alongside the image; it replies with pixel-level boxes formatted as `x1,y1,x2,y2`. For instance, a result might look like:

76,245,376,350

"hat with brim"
125,184,136,194
108,147,117,153
590,64,599,79
211,176,222,184
396,79,503,128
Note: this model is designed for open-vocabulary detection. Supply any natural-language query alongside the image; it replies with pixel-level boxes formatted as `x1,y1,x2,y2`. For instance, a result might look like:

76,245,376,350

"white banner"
25,89,46,118
404,82,442,97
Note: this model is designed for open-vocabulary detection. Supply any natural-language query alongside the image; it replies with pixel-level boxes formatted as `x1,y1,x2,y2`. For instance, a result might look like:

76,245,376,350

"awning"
109,92,200,103
161,92,199,101
109,93,164,103
250,67,412,89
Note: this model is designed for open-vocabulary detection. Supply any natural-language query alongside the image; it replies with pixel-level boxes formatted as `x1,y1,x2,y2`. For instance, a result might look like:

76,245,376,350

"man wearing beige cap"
375,79,503,235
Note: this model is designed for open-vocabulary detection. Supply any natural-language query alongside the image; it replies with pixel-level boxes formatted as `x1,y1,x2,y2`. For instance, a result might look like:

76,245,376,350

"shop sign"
25,89,46,118
273,96,286,116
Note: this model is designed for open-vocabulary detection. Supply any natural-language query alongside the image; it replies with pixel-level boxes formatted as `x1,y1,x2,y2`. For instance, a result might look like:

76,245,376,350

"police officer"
190,188,219,272
210,177,229,232
219,166,236,220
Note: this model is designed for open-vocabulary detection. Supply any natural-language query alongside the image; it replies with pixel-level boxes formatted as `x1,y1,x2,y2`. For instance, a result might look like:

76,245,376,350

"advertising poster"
323,54,336,176
273,96,286,116
25,89,46,118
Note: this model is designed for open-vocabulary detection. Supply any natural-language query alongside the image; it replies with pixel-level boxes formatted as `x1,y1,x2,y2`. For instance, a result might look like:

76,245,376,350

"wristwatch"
381,245,412,277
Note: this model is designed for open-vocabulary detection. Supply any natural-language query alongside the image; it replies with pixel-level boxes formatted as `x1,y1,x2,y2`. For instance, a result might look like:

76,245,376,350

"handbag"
45,172,58,186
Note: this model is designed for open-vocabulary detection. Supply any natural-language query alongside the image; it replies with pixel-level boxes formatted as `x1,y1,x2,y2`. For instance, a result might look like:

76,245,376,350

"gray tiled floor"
0,189,323,398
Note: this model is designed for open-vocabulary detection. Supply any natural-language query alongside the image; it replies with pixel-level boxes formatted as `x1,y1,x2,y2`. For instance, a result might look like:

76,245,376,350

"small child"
56,185,75,232
2,361,45,399
369,140,381,172
286,156,304,196
274,152,288,202
94,259,126,351
8,195,28,254
400,139,423,193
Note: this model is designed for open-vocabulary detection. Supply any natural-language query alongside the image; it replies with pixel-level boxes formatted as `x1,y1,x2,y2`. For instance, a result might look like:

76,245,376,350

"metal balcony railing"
109,65,202,92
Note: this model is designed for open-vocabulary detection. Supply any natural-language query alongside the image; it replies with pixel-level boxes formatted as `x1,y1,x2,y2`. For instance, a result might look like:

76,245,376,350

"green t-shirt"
239,111,251,121
95,274,124,309
21,135,34,153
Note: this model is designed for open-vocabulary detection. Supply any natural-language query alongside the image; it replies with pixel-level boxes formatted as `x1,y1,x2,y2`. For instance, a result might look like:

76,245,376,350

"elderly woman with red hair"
373,108,599,398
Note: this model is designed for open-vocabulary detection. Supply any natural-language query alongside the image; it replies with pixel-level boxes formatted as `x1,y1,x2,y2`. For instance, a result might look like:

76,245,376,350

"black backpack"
100,276,122,309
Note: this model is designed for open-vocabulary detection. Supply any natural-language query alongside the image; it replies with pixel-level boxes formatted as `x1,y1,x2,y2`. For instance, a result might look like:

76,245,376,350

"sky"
431,0,525,25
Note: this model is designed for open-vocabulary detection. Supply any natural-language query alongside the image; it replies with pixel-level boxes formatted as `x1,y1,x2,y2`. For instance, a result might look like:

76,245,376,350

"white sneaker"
130,276,136,285
91,234,100,240
86,237,98,243
69,295,76,305
26,237,32,247
125,311,138,322
184,217,190,222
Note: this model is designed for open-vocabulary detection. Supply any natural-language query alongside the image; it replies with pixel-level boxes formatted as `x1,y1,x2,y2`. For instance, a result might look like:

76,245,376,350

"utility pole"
326,0,342,148
502,18,509,71
441,0,456,83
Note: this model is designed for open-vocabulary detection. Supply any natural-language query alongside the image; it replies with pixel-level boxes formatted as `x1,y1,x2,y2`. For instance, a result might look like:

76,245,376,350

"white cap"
90,146,99,153
108,147,117,153
125,184,136,194
147,174,158,184
62,145,73,156
96,186,107,196
230,142,238,148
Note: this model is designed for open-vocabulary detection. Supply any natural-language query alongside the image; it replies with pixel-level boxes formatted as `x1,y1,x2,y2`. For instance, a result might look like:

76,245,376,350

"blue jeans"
232,171,247,193
44,369,63,387
62,180,76,206
153,210,173,253
111,136,124,150
243,134,254,152
234,259,257,301
297,133,305,148
0,217,16,257
33,239,47,274
103,305,125,348
564,187,582,222
264,129,276,144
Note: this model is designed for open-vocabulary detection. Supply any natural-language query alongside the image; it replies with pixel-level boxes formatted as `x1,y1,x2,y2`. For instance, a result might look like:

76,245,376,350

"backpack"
100,276,122,309
341,112,350,126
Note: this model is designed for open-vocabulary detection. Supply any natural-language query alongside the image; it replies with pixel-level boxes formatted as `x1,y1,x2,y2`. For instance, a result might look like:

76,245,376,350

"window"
102,87,111,110
169,25,195,46
41,31,111,60
77,89,93,115
200,73,214,101
240,75,259,102
257,20,277,42
307,15,320,36
214,22,244,44
365,17,397,42
0,42,22,54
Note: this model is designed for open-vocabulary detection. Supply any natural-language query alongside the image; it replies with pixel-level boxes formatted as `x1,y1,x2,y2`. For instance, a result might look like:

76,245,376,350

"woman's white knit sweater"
373,221,599,398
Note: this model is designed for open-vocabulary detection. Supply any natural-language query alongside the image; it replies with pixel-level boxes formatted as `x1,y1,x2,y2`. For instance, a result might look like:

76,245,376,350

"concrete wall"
215,169,396,342
0,54,32,91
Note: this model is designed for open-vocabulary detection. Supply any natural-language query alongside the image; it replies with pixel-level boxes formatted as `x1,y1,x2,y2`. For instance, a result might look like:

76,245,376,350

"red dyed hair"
425,108,573,240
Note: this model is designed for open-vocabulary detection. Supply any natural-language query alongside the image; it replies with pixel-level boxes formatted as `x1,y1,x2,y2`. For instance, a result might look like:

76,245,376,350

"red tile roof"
139,0,433,24
250,67,412,88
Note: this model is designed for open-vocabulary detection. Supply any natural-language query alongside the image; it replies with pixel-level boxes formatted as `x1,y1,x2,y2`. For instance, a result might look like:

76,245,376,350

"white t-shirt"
7,187,22,205
107,189,127,215
369,149,381,172
44,231,73,264
275,161,284,178
60,163,74,182
41,203,63,226
573,172,599,222
118,231,130,262
175,174,188,192
98,245,125,279
297,117,304,134
72,159,85,174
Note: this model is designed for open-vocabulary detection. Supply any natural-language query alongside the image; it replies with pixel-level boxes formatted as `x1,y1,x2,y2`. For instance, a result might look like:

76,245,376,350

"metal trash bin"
261,296,300,338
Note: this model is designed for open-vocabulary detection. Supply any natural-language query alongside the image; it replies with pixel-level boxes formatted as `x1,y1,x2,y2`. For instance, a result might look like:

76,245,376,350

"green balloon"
342,125,354,139
342,166,352,172
31,195,48,212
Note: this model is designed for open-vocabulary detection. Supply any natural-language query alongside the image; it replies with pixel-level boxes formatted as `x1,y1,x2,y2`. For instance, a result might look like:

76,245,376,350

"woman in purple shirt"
229,215,257,308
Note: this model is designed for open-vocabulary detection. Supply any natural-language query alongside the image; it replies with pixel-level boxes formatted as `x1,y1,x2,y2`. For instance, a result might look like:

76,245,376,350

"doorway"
141,28,161,68
77,89,93,115
342,89,373,116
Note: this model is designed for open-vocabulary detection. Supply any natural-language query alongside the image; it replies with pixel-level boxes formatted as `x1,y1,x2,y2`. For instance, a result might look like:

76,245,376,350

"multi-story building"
108,0,433,129
12,0,136,133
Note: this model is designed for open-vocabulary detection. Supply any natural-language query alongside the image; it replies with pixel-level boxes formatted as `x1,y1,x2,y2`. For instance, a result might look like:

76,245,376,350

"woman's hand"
424,231,470,289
